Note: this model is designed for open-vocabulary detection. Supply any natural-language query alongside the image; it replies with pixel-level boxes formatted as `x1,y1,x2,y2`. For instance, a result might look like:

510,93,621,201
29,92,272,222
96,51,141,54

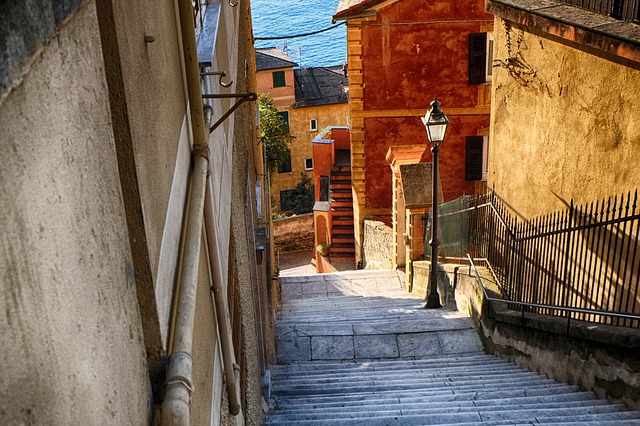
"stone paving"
267,269,640,425
275,270,483,363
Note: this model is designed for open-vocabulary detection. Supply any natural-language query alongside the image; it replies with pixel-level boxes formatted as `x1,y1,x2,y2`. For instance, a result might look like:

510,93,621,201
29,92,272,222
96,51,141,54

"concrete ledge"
428,262,640,410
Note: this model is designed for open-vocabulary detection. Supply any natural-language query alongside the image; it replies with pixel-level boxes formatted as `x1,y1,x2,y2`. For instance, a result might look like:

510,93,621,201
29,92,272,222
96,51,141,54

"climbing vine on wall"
494,21,552,96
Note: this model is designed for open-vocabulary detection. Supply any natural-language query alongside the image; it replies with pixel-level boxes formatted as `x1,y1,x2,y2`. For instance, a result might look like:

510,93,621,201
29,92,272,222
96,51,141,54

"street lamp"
421,98,450,309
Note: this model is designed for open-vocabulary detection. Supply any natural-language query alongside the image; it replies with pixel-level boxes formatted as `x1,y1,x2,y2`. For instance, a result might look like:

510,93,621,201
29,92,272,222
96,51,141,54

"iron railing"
439,190,640,328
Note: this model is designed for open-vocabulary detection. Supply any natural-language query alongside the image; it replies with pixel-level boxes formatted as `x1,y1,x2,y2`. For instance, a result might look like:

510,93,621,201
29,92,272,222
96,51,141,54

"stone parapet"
273,214,314,253
425,262,640,411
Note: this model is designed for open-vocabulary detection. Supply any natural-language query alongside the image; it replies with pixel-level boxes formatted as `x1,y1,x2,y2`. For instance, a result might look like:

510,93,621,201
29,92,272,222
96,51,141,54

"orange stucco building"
334,0,494,266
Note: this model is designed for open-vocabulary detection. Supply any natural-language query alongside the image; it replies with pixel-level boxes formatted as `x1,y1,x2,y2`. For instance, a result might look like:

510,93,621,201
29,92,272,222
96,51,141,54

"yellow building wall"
489,18,640,219
270,102,349,212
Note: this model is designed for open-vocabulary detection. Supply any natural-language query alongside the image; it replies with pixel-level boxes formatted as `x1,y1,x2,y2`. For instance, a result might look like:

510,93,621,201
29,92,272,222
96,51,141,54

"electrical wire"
254,21,345,41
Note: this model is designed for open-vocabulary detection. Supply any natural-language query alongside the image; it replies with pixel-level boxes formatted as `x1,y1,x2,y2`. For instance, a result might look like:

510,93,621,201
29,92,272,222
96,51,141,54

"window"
469,32,494,84
278,111,289,131
310,119,318,132
272,70,286,87
278,149,292,173
305,158,313,170
280,189,295,211
465,136,489,181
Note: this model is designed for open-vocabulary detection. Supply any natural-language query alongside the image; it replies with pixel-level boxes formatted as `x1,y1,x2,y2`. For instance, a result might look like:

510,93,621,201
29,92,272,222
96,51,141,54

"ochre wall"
270,103,348,212
488,18,640,219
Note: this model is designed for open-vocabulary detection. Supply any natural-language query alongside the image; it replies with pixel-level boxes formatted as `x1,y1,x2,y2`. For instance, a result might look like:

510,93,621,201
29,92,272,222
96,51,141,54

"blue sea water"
251,0,347,68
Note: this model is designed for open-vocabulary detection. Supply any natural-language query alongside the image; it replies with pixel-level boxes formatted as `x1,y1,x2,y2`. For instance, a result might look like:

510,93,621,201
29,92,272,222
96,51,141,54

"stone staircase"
328,165,355,264
267,270,640,425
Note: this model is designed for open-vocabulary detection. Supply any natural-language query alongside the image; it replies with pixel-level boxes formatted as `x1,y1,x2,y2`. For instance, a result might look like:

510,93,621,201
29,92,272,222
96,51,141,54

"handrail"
466,255,640,332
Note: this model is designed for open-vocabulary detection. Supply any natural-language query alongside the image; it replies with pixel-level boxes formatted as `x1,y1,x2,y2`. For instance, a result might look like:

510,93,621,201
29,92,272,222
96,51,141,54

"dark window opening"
465,136,484,181
278,111,289,131
278,149,292,174
469,33,487,85
272,70,286,87
320,176,329,201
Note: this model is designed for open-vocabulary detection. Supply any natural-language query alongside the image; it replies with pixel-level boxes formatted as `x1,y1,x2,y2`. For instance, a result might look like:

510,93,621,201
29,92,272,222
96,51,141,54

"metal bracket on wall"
200,71,233,88
202,92,258,133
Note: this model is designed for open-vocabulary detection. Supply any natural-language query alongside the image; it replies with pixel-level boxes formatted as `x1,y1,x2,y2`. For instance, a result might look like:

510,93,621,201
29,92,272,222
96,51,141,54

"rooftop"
255,48,298,71
294,66,349,108
334,0,386,20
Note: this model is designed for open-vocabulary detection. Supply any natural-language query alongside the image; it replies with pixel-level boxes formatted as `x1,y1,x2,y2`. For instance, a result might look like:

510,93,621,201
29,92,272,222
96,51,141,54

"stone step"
271,373,560,396
270,354,509,375
271,364,530,385
271,383,585,407
266,405,639,426
269,270,640,425
271,386,598,412
267,401,625,424
331,206,353,212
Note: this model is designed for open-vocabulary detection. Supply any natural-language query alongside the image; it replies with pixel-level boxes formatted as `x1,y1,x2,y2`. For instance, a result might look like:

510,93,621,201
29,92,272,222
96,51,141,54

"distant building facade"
334,0,493,267
256,48,349,214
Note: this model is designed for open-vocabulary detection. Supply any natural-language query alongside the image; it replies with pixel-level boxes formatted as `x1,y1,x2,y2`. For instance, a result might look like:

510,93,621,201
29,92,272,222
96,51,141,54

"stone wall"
273,214,314,253
425,262,640,411
362,220,394,270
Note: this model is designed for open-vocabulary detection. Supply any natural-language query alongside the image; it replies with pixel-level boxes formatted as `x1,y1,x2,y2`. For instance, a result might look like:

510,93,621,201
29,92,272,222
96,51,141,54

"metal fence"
439,190,640,327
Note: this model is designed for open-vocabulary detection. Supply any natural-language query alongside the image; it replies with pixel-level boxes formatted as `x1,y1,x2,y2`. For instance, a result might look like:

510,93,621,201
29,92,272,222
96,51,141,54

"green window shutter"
469,33,487,85
466,136,484,180
272,71,286,87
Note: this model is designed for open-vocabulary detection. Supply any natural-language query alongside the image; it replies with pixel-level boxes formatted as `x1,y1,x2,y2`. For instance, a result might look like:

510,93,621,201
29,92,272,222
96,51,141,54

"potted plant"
316,243,330,256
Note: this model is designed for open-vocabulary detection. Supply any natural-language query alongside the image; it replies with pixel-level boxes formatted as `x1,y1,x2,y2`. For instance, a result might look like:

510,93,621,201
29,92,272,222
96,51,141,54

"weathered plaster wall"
99,0,189,349
489,18,640,218
346,0,493,258
270,103,348,212
273,214,315,253
362,19,489,110
364,114,489,209
0,3,150,424
362,220,394,270
256,67,296,108
227,1,272,423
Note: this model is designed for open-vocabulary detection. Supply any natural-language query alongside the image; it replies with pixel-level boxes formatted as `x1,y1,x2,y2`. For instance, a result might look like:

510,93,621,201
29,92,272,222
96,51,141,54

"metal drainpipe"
203,188,242,416
160,0,211,424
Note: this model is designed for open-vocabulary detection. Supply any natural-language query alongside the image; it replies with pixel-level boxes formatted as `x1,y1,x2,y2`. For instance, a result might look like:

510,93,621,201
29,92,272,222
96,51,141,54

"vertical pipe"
161,0,211,424
161,156,208,426
203,191,242,415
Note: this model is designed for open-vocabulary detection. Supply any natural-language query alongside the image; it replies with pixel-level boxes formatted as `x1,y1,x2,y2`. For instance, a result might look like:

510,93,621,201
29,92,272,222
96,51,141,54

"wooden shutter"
469,33,487,85
466,136,484,180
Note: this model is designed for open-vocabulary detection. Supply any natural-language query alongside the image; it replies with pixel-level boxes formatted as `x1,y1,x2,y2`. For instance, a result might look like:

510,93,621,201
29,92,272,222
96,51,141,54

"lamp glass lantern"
421,98,450,144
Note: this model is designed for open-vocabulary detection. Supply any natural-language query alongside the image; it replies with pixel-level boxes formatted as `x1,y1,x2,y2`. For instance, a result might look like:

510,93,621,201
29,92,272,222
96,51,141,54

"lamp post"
421,98,450,309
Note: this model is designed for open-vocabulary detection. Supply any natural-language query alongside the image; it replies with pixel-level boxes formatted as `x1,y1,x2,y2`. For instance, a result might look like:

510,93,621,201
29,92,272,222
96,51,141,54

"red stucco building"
334,0,494,266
